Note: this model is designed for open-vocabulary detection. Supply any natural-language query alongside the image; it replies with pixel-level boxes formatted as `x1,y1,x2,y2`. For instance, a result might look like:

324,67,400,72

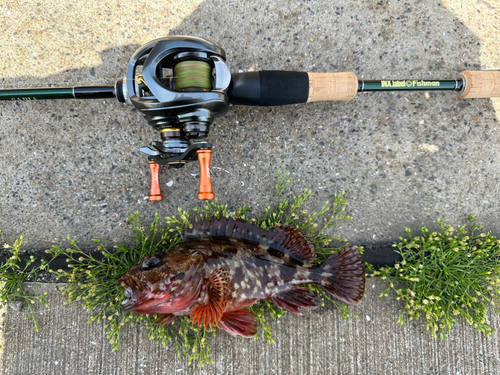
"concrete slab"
1,0,500,374
1,281,500,374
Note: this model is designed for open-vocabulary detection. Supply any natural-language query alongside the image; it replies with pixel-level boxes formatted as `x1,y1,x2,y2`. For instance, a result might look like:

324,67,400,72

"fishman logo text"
381,80,441,88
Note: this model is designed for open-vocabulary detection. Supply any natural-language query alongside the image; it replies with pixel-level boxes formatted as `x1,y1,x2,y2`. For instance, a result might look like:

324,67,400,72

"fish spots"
295,269,309,280
269,268,280,277
256,279,262,287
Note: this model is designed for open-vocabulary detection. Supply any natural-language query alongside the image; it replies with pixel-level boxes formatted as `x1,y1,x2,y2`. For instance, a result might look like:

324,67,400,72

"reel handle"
148,161,163,201
197,150,215,201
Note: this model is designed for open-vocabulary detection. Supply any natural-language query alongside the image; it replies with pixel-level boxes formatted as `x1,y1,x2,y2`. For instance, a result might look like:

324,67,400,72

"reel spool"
115,36,231,201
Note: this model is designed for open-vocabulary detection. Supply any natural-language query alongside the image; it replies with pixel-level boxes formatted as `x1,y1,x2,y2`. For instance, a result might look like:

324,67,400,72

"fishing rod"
1,36,499,201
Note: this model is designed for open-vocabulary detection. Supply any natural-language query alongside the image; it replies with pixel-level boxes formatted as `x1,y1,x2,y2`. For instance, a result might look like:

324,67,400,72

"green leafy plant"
47,170,355,366
367,215,500,338
0,233,53,333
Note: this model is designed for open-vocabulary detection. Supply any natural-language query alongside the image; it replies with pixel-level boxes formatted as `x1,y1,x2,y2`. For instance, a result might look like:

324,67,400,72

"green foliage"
0,233,53,333
46,169,353,366
368,215,500,339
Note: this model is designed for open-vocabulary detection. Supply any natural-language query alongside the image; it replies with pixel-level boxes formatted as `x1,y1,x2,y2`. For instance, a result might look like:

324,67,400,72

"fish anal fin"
270,287,319,315
190,268,232,330
219,309,257,337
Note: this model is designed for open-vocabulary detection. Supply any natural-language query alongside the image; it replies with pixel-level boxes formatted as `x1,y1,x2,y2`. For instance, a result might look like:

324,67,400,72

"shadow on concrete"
1,0,498,253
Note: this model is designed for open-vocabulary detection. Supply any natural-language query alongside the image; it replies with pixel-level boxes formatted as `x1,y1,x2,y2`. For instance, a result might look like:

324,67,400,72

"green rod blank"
360,80,460,92
0,88,74,101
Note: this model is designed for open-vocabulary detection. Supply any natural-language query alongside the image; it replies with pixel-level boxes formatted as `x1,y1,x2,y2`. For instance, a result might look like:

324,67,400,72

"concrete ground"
2,280,500,374
1,0,499,373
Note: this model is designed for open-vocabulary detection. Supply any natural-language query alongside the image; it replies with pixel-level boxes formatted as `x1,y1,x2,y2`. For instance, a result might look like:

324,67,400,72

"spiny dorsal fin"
185,216,315,264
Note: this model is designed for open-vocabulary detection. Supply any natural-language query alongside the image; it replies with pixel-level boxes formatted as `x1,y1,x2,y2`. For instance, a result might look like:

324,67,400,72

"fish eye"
142,256,161,270
123,289,131,299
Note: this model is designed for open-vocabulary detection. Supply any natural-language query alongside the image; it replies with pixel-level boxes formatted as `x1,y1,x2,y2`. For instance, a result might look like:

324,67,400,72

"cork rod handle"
307,72,358,102
459,71,500,99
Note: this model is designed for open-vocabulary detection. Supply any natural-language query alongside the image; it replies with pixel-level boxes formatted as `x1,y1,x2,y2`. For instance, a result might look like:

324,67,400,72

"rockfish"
119,217,365,337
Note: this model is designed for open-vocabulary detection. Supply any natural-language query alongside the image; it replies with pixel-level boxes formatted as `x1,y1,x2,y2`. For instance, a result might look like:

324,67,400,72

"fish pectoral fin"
208,268,233,300
270,287,319,315
190,302,224,330
219,309,257,338
190,268,232,330
154,314,176,326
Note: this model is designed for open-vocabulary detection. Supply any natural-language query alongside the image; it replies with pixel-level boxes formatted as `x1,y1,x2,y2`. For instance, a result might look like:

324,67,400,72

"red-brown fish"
118,217,365,337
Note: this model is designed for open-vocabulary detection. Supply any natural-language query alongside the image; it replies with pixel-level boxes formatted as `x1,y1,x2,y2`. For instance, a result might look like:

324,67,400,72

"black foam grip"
228,71,309,106
259,71,309,106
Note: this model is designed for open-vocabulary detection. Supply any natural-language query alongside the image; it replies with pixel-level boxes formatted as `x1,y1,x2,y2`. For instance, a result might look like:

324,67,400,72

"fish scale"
119,217,365,337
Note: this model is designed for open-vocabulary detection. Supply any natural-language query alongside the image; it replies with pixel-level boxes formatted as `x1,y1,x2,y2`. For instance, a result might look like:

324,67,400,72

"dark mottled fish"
119,217,365,337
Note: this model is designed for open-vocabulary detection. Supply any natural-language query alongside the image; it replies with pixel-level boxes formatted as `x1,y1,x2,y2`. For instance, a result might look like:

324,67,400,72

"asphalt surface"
1,0,499,374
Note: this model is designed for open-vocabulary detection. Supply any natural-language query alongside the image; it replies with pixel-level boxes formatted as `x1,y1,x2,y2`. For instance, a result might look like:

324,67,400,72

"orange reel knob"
197,149,215,200
148,161,163,201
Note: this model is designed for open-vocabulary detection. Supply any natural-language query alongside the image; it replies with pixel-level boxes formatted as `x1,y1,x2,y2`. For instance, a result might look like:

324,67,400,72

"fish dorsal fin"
185,217,315,264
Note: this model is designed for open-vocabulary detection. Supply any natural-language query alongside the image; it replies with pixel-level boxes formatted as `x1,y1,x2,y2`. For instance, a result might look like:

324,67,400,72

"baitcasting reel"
115,36,232,200
2,35,500,202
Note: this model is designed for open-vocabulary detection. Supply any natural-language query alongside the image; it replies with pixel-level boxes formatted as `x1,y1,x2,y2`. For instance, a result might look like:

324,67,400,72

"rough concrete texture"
1,0,499,373
2,281,500,374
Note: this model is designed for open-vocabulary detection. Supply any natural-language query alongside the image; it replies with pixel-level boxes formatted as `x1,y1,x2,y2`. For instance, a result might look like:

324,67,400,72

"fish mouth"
121,296,170,313
119,275,172,313
121,298,138,311
120,286,171,313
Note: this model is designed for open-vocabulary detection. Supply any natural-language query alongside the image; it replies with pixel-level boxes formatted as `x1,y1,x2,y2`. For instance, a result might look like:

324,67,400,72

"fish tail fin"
317,245,365,305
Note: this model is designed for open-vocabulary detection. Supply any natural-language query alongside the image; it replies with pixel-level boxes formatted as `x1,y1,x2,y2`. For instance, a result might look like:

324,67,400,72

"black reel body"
116,36,231,166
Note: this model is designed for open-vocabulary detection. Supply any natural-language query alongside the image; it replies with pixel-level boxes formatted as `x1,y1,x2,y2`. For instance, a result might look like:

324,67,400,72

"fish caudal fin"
318,245,365,305
219,309,257,338
271,287,319,315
